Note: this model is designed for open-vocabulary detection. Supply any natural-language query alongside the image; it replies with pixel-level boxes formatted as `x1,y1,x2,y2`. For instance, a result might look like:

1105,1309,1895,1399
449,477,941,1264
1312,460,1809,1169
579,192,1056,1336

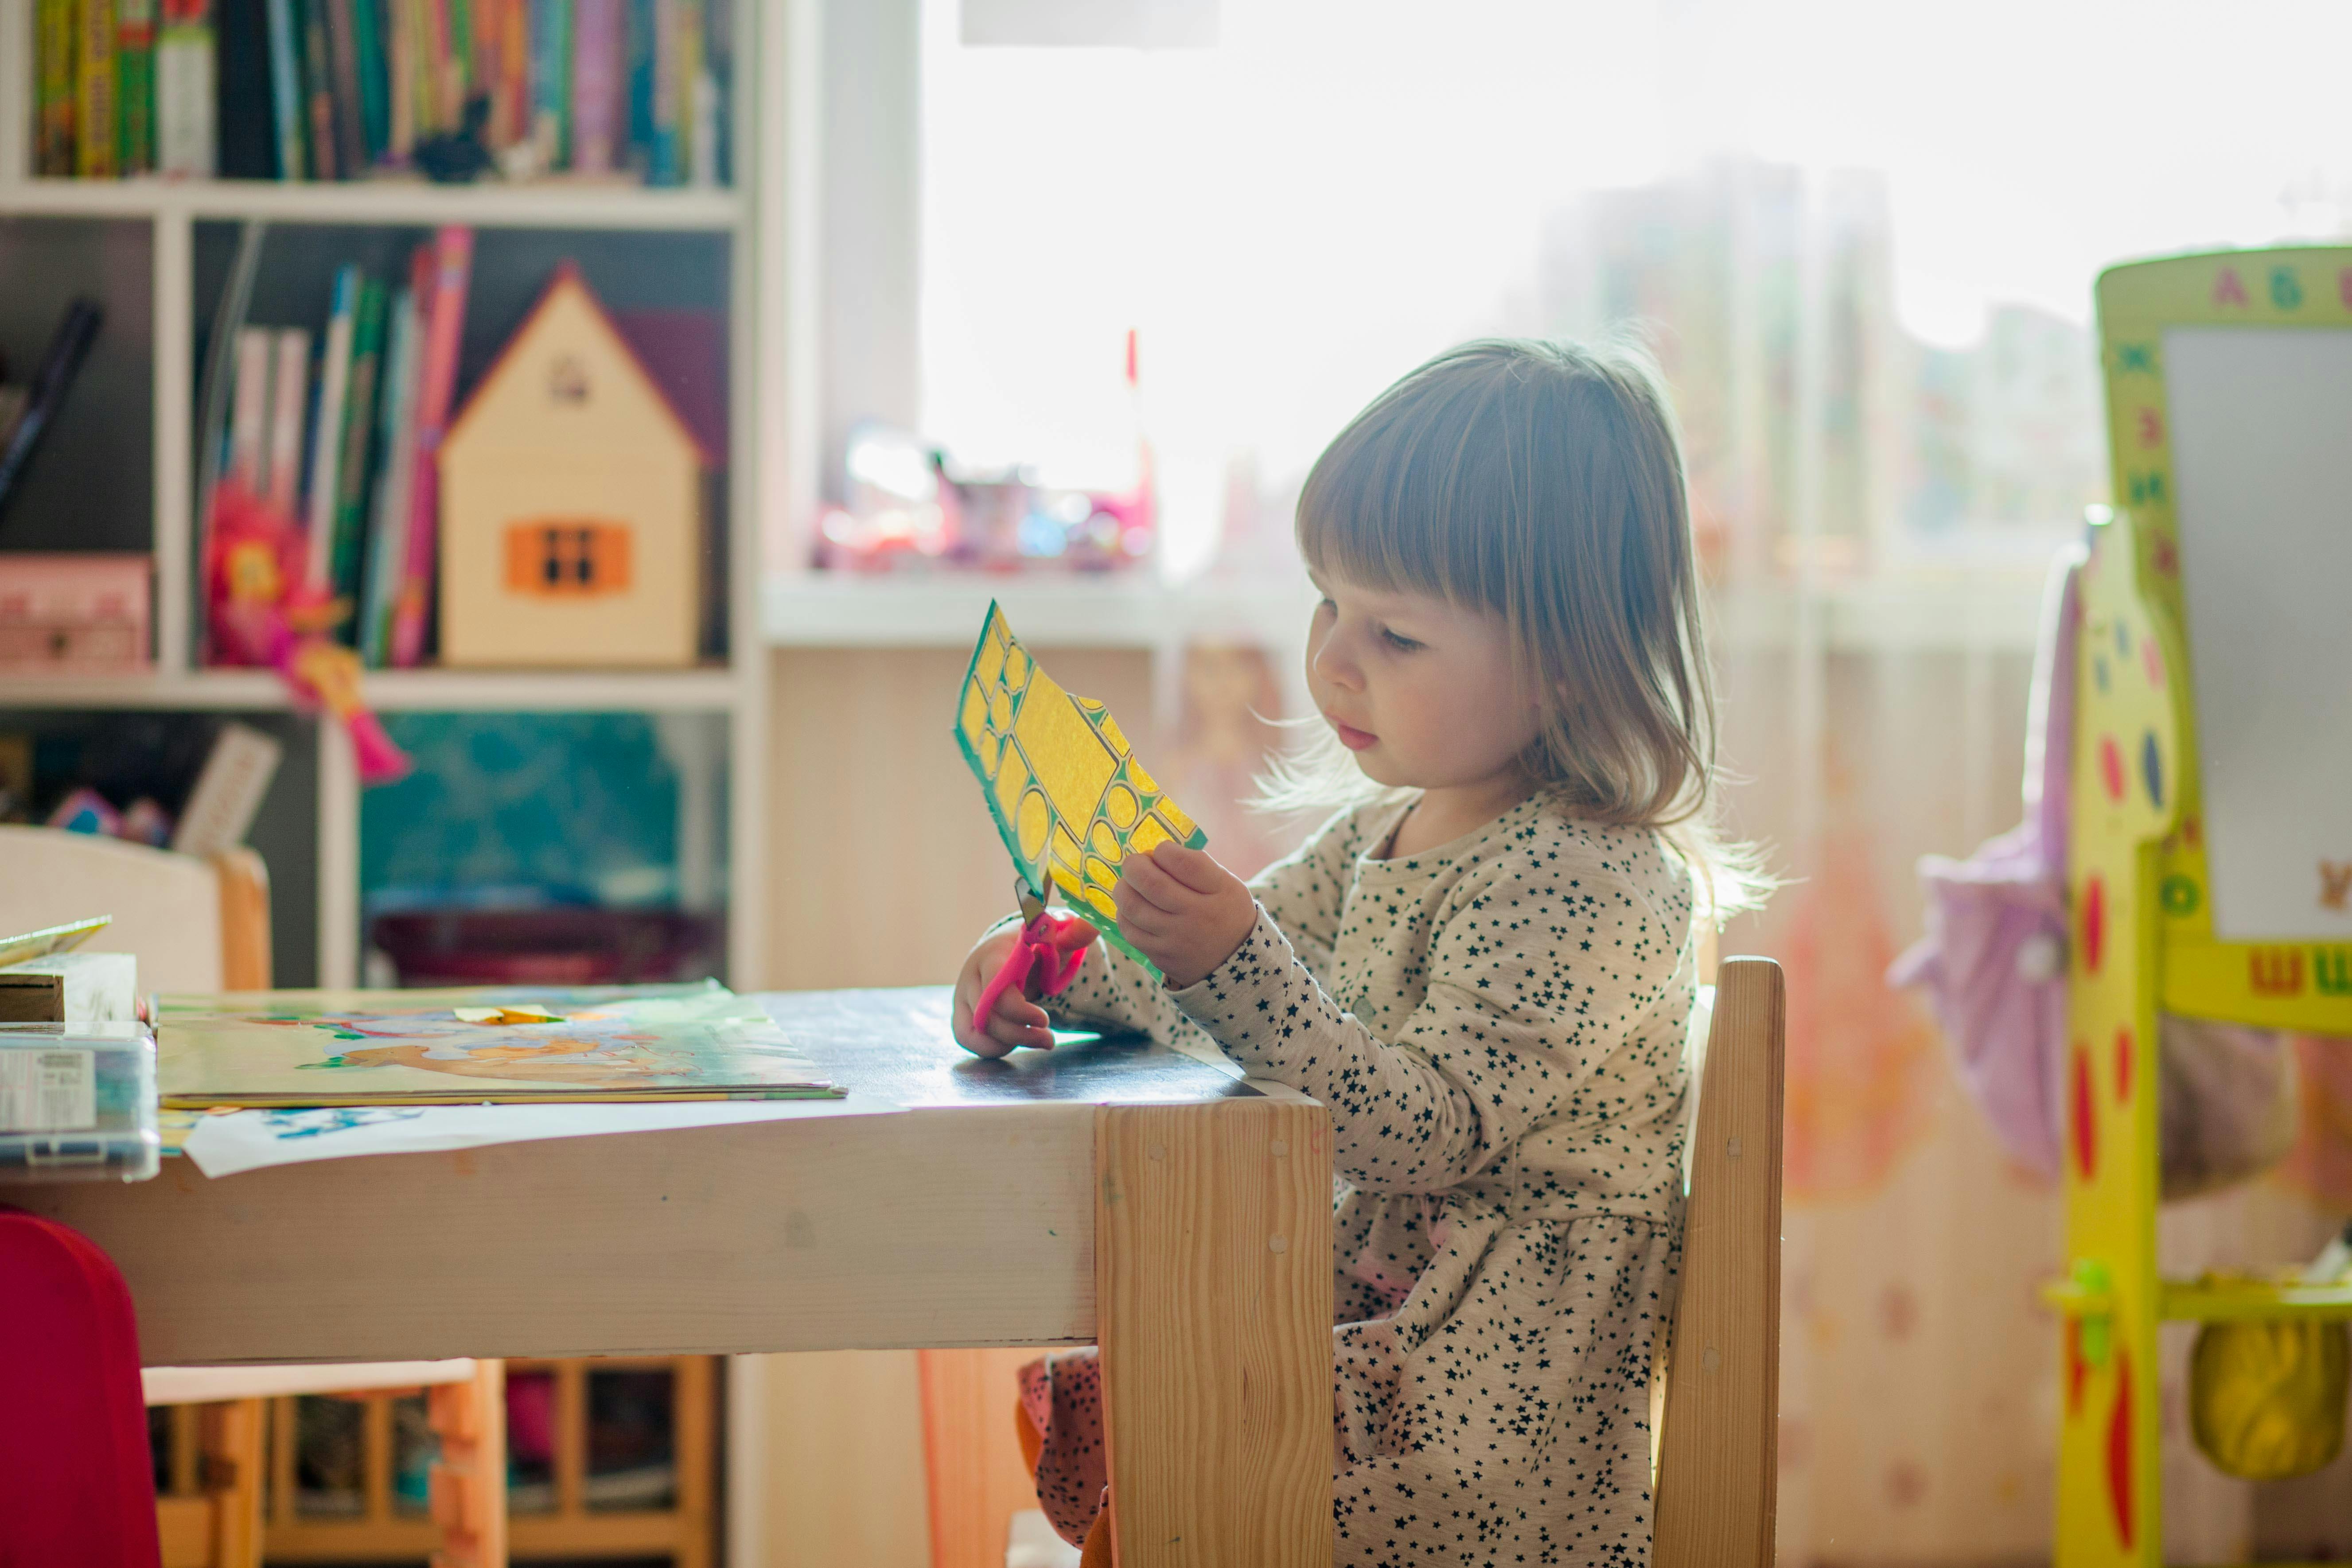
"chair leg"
428,1360,508,1568
198,1399,265,1568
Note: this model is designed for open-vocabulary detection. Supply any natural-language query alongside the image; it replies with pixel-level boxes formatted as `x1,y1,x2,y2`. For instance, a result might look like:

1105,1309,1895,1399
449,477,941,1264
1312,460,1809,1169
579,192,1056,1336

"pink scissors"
969,880,1096,1041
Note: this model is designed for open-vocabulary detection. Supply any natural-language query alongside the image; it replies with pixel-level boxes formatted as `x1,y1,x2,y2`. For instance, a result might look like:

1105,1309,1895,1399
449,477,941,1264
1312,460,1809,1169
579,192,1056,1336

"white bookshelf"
0,0,771,992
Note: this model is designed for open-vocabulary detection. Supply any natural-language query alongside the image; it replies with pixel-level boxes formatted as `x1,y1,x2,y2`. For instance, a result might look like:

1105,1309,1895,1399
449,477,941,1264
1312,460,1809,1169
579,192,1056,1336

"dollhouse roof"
444,262,714,467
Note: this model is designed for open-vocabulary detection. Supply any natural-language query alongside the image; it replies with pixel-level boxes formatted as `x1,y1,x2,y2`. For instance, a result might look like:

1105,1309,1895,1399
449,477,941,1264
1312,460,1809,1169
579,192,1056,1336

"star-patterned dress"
1017,793,1698,1566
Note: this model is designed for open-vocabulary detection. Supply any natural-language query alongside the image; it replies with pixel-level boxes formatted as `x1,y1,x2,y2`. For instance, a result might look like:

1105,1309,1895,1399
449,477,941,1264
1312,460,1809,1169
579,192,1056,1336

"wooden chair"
1654,955,1787,1566
0,825,508,1568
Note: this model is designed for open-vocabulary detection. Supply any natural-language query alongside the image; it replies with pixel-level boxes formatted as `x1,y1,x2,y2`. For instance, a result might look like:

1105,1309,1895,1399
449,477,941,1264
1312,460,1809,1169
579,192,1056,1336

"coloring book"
155,981,835,1107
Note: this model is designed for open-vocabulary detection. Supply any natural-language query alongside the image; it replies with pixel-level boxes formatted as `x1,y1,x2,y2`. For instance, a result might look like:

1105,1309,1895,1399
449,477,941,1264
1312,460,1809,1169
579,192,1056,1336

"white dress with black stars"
1019,794,1697,1567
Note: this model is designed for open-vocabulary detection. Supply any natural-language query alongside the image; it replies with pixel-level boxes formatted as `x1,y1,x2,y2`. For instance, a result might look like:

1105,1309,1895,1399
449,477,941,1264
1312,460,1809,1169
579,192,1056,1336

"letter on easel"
2214,268,2249,307
2321,860,2352,913
2317,948,2352,997
2250,947,2305,996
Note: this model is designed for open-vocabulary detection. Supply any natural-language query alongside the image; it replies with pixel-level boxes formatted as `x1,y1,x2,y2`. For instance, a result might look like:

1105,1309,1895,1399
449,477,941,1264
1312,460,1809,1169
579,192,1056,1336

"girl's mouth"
1332,720,1378,751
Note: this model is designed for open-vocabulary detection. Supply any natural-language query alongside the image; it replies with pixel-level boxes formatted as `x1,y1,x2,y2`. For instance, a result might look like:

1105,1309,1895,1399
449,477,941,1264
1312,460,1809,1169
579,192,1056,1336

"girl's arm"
1166,865,1675,1194
1040,806,1366,1042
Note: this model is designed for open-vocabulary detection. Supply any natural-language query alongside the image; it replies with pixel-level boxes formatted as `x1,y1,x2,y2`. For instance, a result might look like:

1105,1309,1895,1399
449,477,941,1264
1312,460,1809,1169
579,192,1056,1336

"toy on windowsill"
204,481,410,784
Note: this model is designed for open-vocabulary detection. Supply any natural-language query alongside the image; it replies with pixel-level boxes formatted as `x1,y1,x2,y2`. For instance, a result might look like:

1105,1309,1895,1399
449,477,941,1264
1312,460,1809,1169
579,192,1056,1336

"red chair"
0,1209,164,1568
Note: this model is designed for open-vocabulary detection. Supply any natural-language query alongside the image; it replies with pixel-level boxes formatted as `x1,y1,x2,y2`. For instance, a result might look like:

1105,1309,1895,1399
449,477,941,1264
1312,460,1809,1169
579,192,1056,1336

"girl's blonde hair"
1261,336,1764,918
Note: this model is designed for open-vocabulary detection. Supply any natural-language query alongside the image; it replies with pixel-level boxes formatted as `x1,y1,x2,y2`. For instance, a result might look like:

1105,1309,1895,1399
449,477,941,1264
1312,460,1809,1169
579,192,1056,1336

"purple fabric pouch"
1888,550,2079,1179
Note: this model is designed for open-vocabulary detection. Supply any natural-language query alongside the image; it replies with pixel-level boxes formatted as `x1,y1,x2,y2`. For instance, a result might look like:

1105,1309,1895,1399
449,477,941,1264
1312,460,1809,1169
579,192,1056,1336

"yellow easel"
2051,246,2352,1564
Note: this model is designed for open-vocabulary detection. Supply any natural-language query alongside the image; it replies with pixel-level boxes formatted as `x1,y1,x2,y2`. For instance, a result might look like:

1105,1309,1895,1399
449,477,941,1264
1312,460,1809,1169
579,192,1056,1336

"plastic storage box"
0,1021,160,1182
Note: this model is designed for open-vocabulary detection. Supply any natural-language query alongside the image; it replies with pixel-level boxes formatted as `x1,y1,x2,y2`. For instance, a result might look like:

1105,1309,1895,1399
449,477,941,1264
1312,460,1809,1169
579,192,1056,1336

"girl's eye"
1380,627,1421,652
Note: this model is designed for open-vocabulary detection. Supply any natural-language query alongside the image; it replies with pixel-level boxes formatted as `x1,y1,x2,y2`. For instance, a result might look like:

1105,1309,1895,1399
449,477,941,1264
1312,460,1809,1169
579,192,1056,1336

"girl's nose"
1311,631,1364,693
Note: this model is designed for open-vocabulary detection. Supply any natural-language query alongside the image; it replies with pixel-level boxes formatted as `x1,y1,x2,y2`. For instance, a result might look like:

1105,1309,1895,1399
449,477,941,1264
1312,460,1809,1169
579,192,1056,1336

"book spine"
389,226,470,668
676,0,702,187
424,0,456,133
265,326,310,517
78,0,120,177
156,0,216,176
349,0,386,161
320,0,364,175
645,0,673,185
569,0,614,173
304,265,358,586
36,0,77,177
229,325,272,491
623,0,650,174
117,0,157,174
446,0,473,111
298,0,336,177
495,0,527,151
262,0,304,176
362,279,421,665
528,0,569,169
330,279,387,626
385,0,413,156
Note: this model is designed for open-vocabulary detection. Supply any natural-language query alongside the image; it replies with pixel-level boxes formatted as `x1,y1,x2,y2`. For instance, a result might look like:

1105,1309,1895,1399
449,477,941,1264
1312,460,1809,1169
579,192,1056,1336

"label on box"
0,1048,97,1132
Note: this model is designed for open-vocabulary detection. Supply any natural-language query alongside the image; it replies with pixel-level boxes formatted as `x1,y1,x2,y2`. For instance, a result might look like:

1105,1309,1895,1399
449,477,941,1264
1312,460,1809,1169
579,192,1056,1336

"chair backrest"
1654,955,1786,1566
0,825,271,992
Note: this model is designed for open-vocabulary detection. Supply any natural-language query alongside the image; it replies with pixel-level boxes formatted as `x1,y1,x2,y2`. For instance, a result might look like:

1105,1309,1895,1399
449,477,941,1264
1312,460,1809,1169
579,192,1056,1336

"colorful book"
424,0,455,133
77,0,121,178
36,0,76,176
229,326,273,492
212,0,275,176
624,0,652,171
152,985,833,1107
304,266,360,586
298,0,337,177
262,0,304,176
328,279,388,624
570,0,618,172
319,0,366,176
645,0,674,184
362,278,422,665
348,0,386,160
117,0,158,174
678,0,707,187
156,0,217,176
389,227,472,668
529,0,570,168
265,326,311,518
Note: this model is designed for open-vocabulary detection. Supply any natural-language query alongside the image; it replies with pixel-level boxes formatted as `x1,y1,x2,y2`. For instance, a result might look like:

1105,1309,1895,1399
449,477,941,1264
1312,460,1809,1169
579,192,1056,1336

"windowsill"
760,569,2048,652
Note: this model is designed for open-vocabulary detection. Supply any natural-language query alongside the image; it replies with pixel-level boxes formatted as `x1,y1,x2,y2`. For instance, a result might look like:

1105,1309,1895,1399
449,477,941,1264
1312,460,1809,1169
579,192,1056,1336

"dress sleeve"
1039,805,1367,1043
1164,860,1674,1194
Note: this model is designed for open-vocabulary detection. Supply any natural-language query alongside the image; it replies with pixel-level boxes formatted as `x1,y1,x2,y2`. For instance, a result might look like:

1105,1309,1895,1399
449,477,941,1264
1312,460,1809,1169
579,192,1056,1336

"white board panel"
2163,326,2352,939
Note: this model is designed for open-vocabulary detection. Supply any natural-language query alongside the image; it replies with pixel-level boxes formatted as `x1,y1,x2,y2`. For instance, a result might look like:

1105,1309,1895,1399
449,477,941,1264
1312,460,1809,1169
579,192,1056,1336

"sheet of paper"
953,602,1207,974
2163,327,2352,939
181,1093,903,1179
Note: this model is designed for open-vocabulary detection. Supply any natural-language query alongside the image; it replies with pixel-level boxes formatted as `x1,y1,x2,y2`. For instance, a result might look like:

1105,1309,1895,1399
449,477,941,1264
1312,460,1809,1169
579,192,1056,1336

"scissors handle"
968,912,1093,1040
970,931,1042,1037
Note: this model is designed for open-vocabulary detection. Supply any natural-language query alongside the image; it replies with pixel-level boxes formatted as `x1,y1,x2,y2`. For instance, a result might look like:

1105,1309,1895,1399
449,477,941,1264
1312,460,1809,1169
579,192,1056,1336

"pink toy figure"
204,481,411,784
968,882,1096,1043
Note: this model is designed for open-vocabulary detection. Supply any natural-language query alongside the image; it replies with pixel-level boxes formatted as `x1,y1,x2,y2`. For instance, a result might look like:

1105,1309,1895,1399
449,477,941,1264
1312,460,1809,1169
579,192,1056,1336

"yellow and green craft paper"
952,603,1206,977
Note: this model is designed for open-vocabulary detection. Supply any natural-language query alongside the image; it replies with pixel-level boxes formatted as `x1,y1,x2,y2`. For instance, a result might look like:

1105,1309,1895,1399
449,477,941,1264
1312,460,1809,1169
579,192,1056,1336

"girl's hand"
951,927,1053,1058
1115,843,1257,990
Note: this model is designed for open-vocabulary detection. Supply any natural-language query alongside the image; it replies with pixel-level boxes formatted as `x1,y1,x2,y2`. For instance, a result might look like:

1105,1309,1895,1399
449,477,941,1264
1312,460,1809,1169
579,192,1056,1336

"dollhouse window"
504,522,633,597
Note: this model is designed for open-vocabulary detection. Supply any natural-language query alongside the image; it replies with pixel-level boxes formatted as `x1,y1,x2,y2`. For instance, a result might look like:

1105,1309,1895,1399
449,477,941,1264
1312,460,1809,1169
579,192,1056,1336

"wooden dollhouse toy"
2049,245,2352,1565
437,264,710,669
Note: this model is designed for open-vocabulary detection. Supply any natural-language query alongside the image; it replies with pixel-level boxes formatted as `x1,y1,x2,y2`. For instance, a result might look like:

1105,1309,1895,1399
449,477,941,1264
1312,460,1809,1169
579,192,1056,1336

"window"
916,0,2352,584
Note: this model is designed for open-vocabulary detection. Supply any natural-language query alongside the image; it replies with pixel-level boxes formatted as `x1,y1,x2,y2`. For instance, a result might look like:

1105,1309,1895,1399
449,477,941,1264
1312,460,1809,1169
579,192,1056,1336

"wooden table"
18,988,1337,1568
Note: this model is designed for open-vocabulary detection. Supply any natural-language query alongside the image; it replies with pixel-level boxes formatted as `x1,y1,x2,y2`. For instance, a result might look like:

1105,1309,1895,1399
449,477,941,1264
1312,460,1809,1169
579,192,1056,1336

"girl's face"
1306,567,1543,798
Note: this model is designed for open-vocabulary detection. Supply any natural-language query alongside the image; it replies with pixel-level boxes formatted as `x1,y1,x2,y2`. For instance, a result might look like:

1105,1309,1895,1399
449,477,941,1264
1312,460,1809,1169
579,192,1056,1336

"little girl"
953,338,1754,1567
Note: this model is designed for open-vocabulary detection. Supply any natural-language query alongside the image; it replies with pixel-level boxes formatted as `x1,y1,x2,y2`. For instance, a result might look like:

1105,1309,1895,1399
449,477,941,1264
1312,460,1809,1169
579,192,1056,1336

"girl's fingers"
987,1008,1051,1050
1113,877,1176,934
992,988,1050,1032
1148,841,1226,893
1115,851,1190,913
